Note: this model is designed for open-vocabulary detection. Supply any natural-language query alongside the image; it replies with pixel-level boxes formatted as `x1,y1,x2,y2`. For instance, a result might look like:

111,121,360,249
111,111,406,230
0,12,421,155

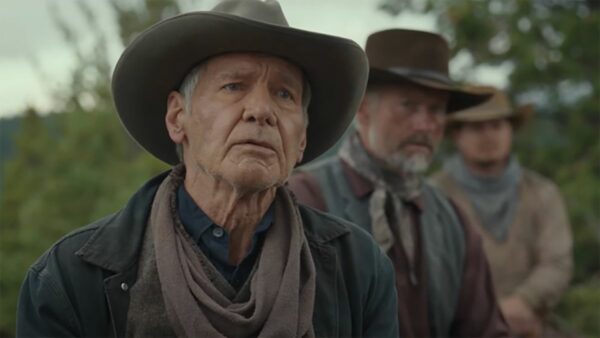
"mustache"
398,133,434,150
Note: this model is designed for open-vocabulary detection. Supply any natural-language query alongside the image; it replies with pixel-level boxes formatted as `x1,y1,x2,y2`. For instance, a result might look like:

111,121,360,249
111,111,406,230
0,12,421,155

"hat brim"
112,12,368,165
448,103,535,128
368,68,490,112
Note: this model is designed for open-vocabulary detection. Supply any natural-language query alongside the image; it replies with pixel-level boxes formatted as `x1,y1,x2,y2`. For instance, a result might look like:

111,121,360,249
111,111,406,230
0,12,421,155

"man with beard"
16,1,399,336
288,29,510,337
431,87,573,338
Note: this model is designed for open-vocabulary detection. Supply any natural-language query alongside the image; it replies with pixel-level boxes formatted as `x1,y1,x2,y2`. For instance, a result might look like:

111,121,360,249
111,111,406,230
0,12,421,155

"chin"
473,153,502,163
385,152,431,175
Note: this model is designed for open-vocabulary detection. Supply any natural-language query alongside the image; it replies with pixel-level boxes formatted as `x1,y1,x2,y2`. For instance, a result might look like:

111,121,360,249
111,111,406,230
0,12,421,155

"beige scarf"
151,169,316,337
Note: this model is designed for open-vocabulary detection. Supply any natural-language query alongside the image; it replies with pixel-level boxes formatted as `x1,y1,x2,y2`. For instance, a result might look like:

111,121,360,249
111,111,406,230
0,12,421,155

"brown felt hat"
448,86,534,129
365,29,490,112
112,0,368,165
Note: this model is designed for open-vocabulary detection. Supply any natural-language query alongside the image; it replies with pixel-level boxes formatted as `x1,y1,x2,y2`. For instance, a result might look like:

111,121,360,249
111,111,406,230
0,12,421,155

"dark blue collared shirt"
177,185,273,290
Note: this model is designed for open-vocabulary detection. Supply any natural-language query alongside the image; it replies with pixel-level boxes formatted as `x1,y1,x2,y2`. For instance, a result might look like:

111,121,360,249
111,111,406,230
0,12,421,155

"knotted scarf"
145,167,316,337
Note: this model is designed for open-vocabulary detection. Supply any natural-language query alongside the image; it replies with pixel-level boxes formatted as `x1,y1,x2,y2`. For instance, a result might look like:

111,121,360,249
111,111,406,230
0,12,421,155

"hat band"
387,67,453,86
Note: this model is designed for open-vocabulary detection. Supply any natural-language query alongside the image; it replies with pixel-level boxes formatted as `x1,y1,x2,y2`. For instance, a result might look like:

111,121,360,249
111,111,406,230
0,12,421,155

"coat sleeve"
287,171,329,212
363,245,400,337
449,201,513,338
17,259,81,337
514,180,573,311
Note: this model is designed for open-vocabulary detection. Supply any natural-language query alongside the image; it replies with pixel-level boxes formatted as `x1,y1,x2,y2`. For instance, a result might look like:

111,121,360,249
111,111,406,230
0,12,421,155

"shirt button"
212,227,224,238
120,283,129,291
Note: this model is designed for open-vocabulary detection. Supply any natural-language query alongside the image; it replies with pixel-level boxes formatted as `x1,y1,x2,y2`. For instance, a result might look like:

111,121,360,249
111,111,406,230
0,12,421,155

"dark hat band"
386,67,453,85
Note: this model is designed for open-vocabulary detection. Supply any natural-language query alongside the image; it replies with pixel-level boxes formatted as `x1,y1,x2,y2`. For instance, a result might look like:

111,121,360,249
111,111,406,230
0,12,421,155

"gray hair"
174,61,312,162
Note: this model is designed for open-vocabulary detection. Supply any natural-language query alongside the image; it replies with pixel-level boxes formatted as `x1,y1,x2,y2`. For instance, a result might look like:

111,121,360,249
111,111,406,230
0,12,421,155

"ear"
165,91,186,144
356,94,372,131
296,130,307,164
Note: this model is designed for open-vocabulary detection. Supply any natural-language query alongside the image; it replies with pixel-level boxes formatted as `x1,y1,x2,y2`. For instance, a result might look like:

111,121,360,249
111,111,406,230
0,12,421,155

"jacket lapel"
298,205,350,337
310,243,339,337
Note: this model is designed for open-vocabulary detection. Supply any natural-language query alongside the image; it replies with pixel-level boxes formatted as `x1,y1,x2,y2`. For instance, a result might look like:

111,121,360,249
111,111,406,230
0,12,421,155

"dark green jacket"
17,172,398,338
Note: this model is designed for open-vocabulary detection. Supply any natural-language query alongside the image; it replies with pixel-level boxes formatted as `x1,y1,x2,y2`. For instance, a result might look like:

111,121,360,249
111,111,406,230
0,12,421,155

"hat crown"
112,0,368,165
213,0,289,26
447,85,540,129
366,29,450,78
451,87,513,121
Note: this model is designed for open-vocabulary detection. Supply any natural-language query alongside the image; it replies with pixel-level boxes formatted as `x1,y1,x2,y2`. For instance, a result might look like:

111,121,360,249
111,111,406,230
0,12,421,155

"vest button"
120,282,129,291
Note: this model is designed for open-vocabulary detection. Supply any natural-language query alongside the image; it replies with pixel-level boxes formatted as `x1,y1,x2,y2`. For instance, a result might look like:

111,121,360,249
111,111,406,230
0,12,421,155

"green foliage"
0,1,181,336
0,109,169,337
380,0,599,335
557,278,600,338
0,0,597,336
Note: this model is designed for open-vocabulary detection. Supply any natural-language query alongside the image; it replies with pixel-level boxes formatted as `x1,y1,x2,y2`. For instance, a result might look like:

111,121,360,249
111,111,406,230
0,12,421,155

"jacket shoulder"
29,214,115,274
17,215,116,337
521,168,561,191
298,203,385,263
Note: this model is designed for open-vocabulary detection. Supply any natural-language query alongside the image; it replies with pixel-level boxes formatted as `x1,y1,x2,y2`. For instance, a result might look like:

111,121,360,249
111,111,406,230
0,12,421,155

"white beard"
386,151,430,174
368,128,432,175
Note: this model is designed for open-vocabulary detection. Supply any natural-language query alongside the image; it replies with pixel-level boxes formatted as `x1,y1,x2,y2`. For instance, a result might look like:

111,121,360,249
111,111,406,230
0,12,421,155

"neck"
184,170,276,265
464,157,509,177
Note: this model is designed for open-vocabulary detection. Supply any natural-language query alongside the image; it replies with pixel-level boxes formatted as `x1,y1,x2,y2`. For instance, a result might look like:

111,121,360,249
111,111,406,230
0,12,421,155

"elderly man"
16,1,398,337
431,87,573,338
288,29,510,337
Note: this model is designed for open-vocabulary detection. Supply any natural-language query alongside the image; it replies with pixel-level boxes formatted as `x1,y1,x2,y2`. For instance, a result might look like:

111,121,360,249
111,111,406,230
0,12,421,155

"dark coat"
17,171,398,338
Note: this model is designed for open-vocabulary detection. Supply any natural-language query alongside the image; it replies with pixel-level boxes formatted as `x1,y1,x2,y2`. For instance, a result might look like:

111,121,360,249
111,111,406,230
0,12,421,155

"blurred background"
0,0,598,337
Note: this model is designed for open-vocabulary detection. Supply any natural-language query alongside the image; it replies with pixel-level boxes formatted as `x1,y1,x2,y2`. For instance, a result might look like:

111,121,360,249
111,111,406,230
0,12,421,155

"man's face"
166,53,307,192
357,83,449,174
453,118,513,166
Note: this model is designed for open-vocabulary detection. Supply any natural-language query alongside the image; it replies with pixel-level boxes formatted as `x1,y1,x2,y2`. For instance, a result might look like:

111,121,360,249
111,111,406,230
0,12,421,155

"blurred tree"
0,1,188,336
379,0,599,335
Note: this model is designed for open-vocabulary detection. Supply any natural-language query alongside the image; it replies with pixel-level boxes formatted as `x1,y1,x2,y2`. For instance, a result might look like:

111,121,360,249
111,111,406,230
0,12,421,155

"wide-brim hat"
112,0,368,165
365,29,490,112
448,86,534,129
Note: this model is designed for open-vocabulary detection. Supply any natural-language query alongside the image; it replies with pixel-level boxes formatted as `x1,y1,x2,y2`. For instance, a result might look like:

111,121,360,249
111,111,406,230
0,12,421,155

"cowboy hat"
447,86,535,129
365,29,490,112
112,0,368,165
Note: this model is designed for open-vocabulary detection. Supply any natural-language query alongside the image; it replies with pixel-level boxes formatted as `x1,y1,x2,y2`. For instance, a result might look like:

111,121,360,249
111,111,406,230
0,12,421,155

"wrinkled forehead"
201,52,304,86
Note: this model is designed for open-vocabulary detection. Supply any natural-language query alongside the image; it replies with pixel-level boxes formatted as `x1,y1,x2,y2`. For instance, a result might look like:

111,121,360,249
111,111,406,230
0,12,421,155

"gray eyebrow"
214,66,303,93
215,69,254,81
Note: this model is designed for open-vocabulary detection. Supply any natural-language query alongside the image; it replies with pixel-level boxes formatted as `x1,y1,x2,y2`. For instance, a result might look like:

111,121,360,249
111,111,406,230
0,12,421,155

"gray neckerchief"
444,154,522,241
339,133,421,283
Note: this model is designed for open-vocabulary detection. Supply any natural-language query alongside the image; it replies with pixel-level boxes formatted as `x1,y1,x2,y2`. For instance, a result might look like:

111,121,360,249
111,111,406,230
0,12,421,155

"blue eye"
223,83,241,91
277,89,293,100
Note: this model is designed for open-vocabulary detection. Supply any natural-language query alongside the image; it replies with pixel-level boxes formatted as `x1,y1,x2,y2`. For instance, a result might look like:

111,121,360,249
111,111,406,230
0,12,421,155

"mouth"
233,139,276,152
401,142,432,152
398,134,434,153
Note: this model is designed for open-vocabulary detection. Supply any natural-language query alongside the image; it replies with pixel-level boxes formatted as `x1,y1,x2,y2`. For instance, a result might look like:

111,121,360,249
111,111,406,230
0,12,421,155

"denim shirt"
176,185,272,289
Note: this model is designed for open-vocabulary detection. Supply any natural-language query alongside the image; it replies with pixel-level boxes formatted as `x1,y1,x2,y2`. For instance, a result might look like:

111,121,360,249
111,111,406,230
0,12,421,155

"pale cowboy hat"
112,0,368,165
447,86,535,129
365,29,491,112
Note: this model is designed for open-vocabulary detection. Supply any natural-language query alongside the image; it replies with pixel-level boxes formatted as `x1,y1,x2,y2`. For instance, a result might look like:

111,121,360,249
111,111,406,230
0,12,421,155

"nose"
242,84,277,126
411,106,444,131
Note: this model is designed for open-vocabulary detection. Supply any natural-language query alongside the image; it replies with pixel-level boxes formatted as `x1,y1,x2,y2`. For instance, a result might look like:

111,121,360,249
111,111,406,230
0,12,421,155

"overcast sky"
0,0,506,118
